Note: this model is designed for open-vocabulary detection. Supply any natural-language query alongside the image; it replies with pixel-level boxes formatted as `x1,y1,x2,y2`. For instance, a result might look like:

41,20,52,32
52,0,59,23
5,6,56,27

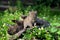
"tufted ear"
12,20,19,23
12,20,23,26
21,15,27,19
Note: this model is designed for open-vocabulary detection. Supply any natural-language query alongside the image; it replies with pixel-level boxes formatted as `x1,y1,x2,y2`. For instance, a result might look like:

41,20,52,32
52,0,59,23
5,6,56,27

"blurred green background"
0,0,60,40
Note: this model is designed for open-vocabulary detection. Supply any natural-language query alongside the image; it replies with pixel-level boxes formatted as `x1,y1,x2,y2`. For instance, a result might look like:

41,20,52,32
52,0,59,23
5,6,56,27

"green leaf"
57,31,60,35
49,27,57,33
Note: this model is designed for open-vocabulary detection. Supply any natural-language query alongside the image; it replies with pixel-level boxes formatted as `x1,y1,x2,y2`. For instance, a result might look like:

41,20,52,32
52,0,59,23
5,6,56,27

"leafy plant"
0,1,60,40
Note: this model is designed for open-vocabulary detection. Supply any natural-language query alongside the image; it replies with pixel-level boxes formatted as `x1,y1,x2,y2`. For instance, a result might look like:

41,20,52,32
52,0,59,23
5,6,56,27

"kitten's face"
29,11,37,16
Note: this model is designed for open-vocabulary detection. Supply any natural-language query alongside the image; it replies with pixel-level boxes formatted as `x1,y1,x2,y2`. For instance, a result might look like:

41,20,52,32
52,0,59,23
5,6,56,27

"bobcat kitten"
23,11,37,29
21,15,50,28
8,20,24,35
